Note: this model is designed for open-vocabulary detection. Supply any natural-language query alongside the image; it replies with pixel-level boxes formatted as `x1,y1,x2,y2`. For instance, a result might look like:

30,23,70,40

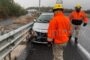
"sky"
14,0,90,10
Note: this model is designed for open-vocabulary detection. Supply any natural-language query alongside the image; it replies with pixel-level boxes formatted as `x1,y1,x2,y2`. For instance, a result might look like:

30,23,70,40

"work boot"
75,37,78,44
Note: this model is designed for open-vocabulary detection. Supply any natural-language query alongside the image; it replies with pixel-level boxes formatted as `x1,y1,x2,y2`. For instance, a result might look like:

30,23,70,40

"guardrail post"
9,53,11,60
14,56,17,60
4,57,6,60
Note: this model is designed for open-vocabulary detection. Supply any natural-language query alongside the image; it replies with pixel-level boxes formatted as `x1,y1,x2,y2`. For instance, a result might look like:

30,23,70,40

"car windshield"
36,14,53,23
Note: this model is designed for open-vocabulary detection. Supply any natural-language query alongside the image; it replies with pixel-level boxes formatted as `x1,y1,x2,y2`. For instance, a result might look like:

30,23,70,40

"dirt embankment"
0,15,35,35
14,15,34,24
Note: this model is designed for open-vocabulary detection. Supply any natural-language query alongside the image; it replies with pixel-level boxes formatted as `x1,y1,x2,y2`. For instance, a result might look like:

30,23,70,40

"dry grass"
0,15,35,35
14,15,34,25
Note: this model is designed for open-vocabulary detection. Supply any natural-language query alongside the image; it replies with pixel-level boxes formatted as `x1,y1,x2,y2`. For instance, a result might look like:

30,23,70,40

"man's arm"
48,18,56,42
83,12,88,24
66,18,73,36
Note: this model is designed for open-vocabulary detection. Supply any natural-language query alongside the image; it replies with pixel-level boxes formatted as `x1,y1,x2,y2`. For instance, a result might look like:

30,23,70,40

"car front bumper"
31,32,48,44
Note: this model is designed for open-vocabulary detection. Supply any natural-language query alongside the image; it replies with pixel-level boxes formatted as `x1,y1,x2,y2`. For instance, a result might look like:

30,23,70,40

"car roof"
41,12,53,15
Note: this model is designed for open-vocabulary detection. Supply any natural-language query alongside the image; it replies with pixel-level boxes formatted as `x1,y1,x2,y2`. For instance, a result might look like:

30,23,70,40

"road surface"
26,43,84,60
79,23,90,53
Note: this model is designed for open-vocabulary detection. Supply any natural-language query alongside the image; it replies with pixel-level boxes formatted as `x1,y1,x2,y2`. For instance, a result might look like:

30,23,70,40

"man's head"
53,4,64,14
75,4,82,12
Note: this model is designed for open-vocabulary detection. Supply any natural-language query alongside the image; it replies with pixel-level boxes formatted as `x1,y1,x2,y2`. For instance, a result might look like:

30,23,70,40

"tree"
0,0,27,18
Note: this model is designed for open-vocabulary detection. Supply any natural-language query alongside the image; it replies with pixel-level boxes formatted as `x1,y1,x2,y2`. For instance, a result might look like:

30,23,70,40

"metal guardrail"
0,22,33,60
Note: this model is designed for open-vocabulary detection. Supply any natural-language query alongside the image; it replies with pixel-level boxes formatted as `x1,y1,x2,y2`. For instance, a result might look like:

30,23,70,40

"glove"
83,23,87,27
48,42,52,47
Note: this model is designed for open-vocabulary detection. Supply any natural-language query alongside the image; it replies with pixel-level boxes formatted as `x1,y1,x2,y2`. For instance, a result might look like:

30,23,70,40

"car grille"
36,32,47,37
35,32,47,42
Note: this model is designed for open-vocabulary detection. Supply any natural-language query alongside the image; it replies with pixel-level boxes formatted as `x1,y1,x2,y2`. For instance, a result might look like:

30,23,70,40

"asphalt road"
26,42,84,60
79,23,90,53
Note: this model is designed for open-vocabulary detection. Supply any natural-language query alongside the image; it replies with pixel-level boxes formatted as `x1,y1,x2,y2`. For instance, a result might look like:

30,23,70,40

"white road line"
78,44,90,60
72,37,90,60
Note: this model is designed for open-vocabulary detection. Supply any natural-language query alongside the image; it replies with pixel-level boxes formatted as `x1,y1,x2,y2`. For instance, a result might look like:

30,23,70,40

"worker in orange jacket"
48,4,72,60
69,4,88,44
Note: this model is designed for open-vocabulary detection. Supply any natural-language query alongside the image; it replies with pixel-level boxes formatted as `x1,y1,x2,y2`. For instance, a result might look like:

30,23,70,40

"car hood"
32,22,49,33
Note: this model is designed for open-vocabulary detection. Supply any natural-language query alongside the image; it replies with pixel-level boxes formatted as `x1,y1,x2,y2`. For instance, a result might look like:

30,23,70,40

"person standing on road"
47,4,72,60
69,4,88,44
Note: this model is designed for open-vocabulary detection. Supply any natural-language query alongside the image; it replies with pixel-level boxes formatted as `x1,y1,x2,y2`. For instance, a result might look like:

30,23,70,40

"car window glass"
37,14,53,23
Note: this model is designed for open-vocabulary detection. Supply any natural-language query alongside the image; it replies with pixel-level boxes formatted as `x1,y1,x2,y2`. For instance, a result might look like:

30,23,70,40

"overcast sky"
14,0,90,10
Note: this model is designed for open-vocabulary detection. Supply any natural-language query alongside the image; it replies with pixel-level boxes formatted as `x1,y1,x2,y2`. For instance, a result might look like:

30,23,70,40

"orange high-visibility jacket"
48,12,72,44
69,11,88,23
